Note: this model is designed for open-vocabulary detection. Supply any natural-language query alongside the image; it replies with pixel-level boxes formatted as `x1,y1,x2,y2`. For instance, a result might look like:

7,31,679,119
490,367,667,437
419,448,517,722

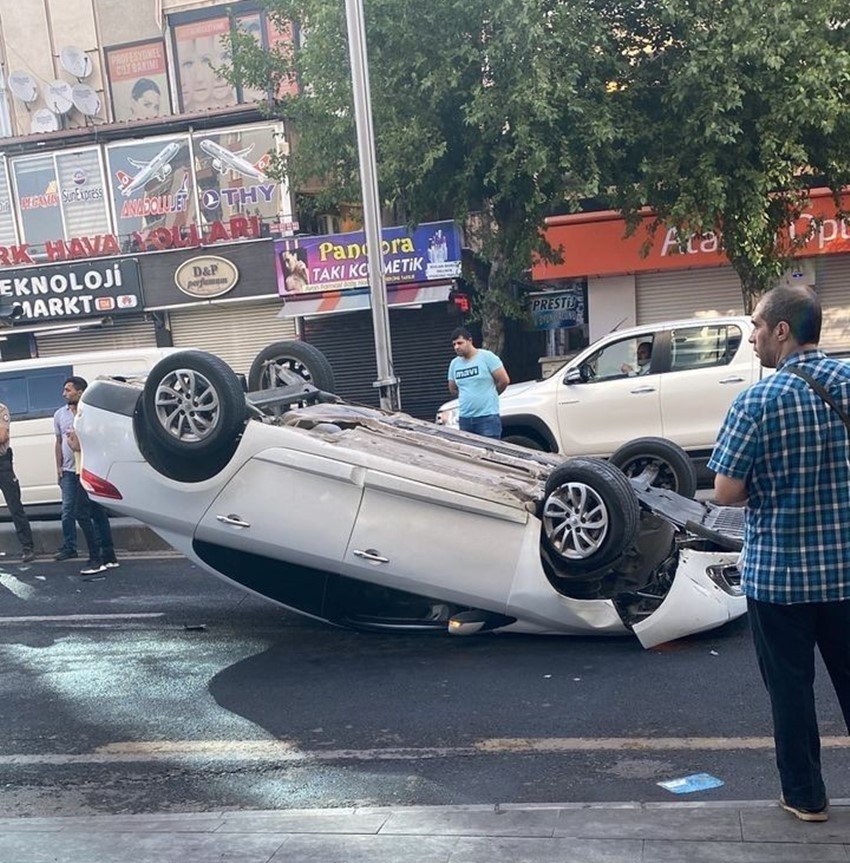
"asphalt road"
1,554,848,817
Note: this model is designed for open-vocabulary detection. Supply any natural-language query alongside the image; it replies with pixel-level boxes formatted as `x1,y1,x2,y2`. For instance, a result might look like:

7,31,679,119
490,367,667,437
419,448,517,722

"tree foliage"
230,0,621,351
600,0,850,311
231,0,850,340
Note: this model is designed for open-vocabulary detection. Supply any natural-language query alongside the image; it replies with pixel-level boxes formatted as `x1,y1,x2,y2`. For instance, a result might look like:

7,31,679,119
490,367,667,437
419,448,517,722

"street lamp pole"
343,0,401,411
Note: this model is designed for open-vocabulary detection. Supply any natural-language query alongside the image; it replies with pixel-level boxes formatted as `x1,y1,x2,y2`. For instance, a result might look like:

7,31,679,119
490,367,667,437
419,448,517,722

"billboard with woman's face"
173,16,237,113
104,40,171,122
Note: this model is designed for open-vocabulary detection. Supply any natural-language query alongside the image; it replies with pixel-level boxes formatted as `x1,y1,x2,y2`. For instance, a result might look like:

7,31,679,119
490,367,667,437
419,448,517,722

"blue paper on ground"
657,773,725,794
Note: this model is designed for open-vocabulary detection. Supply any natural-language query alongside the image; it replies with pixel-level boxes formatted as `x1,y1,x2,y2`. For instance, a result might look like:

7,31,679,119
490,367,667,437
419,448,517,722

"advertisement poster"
105,135,196,246
527,287,586,330
10,155,63,251
192,124,288,228
173,16,237,113
275,221,462,296
55,148,111,239
104,39,171,122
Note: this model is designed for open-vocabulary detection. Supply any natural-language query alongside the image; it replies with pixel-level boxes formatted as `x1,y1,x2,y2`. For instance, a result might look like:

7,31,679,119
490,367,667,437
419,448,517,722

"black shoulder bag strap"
785,365,850,433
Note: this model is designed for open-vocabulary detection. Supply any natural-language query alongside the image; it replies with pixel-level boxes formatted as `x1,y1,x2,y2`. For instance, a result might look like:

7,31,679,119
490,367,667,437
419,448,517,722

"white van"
0,347,176,511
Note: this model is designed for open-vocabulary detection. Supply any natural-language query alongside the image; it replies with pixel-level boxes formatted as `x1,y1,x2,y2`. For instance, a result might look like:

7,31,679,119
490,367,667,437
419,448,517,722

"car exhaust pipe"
448,610,516,635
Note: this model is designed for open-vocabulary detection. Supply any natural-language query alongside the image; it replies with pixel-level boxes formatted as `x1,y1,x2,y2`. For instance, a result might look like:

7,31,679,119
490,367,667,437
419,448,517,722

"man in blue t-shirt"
447,327,510,439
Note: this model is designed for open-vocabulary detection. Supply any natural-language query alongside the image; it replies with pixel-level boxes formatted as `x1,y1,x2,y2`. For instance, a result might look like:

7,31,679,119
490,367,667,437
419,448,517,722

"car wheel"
609,437,697,498
502,433,544,450
141,351,247,458
248,340,336,392
541,457,640,575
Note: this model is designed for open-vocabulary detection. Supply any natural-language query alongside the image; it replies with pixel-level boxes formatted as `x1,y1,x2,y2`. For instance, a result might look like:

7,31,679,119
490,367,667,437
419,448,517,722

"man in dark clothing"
709,285,850,823
0,401,35,563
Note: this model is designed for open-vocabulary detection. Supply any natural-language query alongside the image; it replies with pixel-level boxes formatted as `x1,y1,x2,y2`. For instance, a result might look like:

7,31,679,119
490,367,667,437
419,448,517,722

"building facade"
532,188,850,355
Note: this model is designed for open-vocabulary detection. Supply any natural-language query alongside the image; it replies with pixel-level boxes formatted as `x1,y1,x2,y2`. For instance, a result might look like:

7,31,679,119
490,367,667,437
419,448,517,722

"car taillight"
80,468,123,500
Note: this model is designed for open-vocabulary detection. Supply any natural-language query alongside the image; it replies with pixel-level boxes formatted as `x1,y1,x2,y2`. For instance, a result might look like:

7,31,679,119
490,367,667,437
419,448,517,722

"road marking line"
0,574,36,600
1,736,848,766
0,613,165,624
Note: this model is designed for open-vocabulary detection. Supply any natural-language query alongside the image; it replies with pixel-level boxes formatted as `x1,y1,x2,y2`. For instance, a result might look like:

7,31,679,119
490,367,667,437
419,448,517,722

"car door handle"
629,386,656,394
719,376,746,384
216,514,251,528
353,548,390,564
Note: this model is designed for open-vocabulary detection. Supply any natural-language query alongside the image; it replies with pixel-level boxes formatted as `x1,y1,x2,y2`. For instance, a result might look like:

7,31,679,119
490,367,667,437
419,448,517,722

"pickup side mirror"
563,366,585,385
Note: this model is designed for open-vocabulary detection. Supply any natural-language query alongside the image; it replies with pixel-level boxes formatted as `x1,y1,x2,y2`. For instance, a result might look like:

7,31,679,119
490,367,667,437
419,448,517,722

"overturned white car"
75,342,746,649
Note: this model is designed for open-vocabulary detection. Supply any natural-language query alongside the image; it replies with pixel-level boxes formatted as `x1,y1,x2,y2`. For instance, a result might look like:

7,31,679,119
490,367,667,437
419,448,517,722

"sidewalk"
0,800,846,863
0,516,173,559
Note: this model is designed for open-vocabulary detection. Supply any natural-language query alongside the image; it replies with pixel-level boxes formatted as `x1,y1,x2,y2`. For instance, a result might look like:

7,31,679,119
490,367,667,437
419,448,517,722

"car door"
342,470,530,609
658,322,755,448
554,331,663,455
194,444,365,571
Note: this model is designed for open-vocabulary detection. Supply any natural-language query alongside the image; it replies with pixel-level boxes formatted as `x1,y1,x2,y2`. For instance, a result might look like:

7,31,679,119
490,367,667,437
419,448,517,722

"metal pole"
344,0,401,411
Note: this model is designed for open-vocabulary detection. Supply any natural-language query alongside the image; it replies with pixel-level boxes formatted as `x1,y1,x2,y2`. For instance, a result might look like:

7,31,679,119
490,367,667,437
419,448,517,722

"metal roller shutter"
814,255,850,354
35,314,157,356
169,299,297,374
636,267,744,324
303,304,460,420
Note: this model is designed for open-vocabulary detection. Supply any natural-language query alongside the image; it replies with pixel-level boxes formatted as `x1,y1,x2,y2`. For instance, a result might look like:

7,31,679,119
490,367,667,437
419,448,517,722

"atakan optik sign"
0,259,142,322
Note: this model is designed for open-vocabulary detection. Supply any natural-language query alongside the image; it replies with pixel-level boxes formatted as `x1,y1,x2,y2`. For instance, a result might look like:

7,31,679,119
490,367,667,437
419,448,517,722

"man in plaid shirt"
709,284,850,823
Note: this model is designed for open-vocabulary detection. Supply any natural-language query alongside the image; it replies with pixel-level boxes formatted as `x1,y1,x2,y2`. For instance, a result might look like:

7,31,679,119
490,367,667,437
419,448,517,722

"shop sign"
535,187,850,281
528,288,585,330
275,220,462,296
0,217,262,268
174,255,239,298
0,259,142,322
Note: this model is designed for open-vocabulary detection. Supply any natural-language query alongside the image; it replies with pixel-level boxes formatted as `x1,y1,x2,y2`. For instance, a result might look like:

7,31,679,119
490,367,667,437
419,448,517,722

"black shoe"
80,560,107,575
779,796,829,822
54,549,78,561
21,549,35,564
104,558,120,569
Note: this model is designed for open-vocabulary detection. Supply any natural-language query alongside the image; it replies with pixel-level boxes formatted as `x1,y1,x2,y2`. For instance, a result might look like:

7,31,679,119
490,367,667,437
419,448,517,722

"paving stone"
379,808,559,837
216,810,390,834
0,830,288,863
642,839,848,862
267,834,457,863
448,836,643,863
553,806,743,841
741,805,850,844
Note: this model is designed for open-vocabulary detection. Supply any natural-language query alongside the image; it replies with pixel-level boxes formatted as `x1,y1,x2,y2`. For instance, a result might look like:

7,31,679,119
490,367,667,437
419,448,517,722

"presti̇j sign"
275,220,462,295
0,259,142,322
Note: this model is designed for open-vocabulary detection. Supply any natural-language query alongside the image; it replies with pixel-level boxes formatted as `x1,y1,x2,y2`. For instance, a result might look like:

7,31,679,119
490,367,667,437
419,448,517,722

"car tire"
141,350,247,459
541,457,640,575
609,437,697,498
502,433,544,450
248,340,336,393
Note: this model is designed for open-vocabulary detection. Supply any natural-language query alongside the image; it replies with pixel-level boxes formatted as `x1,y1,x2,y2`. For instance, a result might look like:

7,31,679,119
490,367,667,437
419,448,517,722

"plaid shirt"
708,350,850,604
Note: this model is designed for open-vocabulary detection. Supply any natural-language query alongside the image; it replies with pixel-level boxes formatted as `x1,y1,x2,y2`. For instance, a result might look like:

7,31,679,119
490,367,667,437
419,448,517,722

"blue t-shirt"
448,349,504,418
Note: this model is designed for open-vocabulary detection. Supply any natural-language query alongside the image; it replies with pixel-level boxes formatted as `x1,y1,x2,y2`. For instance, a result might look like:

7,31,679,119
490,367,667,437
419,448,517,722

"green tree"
600,0,850,312
229,0,620,352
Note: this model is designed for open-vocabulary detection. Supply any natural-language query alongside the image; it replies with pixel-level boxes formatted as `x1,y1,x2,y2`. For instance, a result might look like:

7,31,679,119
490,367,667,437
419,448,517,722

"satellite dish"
59,46,92,79
31,108,60,133
8,71,38,103
44,80,74,114
71,83,100,116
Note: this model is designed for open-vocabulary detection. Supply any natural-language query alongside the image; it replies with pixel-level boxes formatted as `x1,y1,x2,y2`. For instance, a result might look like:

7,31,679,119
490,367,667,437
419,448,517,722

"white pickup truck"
437,316,762,489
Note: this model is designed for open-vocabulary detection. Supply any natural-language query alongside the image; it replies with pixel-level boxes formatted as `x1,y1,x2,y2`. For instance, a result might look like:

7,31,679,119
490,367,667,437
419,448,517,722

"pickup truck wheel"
541,457,640,575
502,434,544,450
610,437,697,498
248,341,336,393
142,351,247,458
